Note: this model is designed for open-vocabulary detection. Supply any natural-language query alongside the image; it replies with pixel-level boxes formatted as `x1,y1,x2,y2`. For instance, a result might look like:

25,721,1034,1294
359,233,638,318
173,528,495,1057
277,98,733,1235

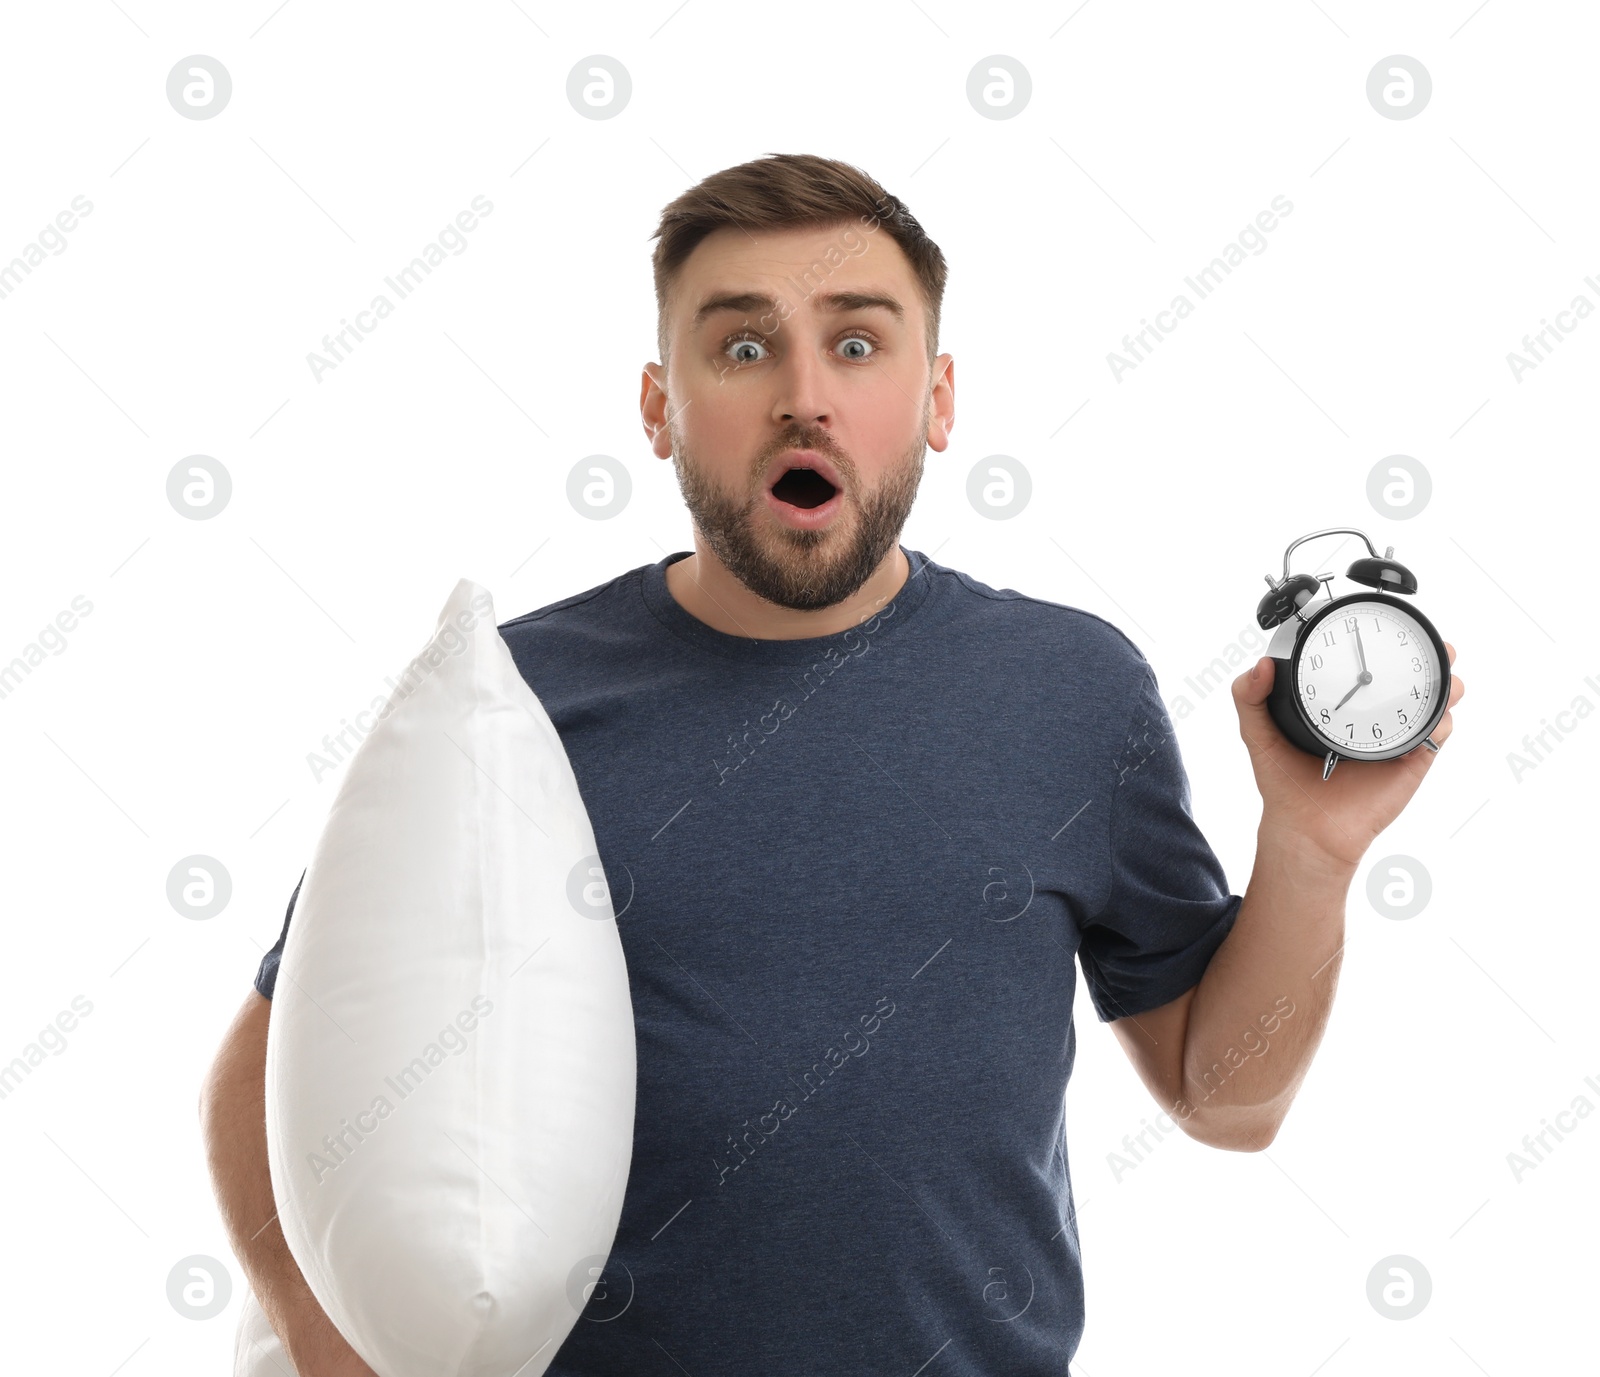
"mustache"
756,438,852,483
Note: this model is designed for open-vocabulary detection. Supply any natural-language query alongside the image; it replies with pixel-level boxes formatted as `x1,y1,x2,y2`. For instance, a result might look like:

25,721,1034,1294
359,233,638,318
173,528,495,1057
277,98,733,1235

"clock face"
1294,599,1442,754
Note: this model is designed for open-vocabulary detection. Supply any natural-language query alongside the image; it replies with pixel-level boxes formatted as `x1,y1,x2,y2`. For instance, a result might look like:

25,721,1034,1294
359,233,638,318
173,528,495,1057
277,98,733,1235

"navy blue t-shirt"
254,546,1242,1372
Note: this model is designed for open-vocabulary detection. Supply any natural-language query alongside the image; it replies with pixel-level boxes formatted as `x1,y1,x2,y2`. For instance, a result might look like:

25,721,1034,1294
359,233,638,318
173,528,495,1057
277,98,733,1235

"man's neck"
663,542,910,640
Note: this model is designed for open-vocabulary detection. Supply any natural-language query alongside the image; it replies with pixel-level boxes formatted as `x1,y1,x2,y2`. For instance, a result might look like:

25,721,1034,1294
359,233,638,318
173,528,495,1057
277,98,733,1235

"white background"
0,1,1593,1373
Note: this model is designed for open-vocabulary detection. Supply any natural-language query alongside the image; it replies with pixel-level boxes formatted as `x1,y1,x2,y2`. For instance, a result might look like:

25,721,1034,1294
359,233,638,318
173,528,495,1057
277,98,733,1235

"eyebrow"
692,289,906,332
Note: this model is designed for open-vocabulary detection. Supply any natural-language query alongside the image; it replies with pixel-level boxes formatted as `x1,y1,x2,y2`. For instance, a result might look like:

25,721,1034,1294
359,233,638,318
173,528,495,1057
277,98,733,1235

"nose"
771,343,832,432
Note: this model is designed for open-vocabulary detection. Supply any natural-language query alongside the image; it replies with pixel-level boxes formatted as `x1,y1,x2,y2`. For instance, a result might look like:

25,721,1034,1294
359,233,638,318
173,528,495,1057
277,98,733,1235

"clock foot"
1323,751,1339,781
1421,735,1441,752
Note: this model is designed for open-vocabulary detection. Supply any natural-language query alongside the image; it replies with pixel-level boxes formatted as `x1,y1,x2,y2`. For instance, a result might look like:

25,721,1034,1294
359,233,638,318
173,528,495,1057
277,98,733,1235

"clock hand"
1331,623,1375,710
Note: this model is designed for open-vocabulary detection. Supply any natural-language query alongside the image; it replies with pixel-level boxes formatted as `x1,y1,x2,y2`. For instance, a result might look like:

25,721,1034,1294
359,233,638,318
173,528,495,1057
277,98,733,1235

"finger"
1445,640,1455,666
1234,655,1274,705
1448,674,1466,708
1232,658,1281,755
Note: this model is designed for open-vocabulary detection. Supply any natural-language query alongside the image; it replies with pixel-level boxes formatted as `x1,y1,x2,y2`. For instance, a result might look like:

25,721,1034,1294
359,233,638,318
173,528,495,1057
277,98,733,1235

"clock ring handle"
1277,527,1382,581
1257,526,1420,629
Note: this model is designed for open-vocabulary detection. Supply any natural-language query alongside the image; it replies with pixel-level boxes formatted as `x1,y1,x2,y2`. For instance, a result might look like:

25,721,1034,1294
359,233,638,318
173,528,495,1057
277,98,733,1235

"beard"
669,399,929,612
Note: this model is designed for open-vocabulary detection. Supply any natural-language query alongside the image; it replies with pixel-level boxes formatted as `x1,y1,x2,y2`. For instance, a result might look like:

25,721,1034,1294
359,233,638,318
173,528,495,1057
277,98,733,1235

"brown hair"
649,152,948,371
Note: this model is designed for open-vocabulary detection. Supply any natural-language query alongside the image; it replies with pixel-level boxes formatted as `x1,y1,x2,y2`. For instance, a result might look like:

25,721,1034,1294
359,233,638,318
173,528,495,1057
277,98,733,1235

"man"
201,153,1464,1373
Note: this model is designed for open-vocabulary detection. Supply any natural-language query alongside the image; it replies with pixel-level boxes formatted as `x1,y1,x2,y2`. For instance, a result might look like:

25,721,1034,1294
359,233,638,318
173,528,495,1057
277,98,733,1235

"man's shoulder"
931,558,1151,673
496,562,647,642
492,564,657,705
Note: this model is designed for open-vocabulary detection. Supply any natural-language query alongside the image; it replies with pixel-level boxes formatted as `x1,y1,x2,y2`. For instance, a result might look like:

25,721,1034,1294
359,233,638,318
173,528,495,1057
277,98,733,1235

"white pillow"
236,577,636,1376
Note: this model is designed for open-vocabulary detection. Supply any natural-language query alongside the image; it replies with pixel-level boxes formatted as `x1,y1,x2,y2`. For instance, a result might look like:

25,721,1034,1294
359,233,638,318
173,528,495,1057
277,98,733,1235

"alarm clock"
1255,527,1451,780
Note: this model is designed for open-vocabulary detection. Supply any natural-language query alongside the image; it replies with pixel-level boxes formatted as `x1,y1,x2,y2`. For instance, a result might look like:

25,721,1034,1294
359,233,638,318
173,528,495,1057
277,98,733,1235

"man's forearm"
197,1002,321,1347
1178,823,1355,1149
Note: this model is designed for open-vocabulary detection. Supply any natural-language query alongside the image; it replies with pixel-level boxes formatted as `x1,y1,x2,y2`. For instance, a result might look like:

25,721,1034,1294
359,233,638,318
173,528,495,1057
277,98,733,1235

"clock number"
1410,656,1422,672
1397,708,1408,725
1320,708,1331,725
1309,653,1324,671
1372,722,1383,740
1321,629,1336,647
1345,723,1354,739
1304,682,1317,700
1343,616,1359,633
1410,686,1420,700
1397,631,1408,645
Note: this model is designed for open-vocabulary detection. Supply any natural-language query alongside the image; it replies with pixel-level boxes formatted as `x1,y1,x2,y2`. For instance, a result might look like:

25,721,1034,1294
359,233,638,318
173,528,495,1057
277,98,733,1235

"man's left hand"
1231,642,1466,870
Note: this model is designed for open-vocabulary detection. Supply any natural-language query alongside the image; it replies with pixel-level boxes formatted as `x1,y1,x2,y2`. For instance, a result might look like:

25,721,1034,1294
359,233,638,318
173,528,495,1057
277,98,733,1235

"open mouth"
770,466,839,510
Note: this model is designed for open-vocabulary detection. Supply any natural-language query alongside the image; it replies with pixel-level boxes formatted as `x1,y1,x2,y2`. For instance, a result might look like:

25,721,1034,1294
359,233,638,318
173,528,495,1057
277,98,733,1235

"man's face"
644,222,953,612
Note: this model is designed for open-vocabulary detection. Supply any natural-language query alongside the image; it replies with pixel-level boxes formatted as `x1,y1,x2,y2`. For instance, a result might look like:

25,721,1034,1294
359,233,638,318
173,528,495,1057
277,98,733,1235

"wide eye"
836,334,876,361
725,333,770,365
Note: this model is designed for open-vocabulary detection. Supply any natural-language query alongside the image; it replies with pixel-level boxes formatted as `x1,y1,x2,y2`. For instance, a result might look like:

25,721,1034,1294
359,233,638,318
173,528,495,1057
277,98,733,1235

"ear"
926,353,955,452
640,362,673,460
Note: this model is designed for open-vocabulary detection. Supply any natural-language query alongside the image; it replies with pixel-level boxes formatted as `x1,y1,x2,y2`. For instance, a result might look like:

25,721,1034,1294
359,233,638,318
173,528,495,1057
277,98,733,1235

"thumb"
1233,656,1280,753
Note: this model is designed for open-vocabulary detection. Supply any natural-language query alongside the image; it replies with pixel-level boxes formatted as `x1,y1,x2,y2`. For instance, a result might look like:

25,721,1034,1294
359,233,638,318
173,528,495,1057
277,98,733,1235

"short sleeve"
253,870,305,1000
1077,667,1243,1023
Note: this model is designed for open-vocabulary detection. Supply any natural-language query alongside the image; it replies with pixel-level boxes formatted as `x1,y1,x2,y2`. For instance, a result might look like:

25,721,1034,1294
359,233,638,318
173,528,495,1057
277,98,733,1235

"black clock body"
1264,590,1451,763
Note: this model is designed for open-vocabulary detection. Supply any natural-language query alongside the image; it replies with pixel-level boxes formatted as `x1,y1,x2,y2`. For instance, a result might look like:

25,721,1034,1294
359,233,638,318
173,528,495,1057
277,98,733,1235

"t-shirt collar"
639,544,936,663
